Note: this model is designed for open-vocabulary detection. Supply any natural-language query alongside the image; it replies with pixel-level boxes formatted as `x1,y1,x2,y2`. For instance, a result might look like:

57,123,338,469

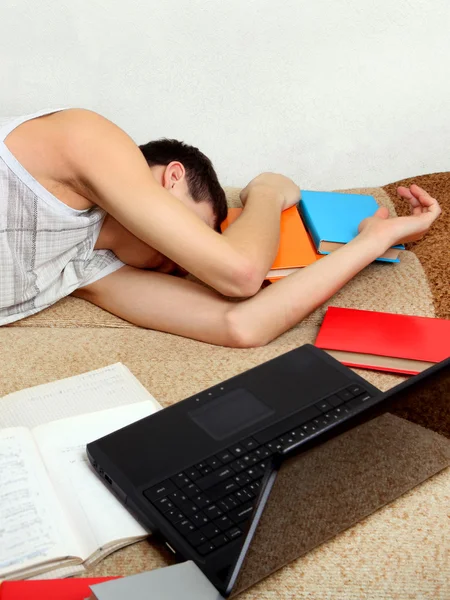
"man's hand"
239,172,301,211
358,184,441,248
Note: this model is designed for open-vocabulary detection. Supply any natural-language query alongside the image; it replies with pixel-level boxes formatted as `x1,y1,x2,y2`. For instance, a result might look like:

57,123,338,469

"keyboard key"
154,496,175,513
255,446,272,459
174,518,196,534
187,530,207,548
240,454,253,466
218,496,239,512
207,456,222,469
241,437,259,451
315,399,333,413
311,417,330,433
347,392,373,410
197,467,235,491
327,394,344,408
234,473,251,487
337,389,353,402
246,466,264,481
253,407,321,444
277,436,289,448
208,479,240,502
283,434,297,446
196,462,207,470
171,473,190,488
215,515,234,531
347,384,365,396
217,450,234,464
228,492,244,506
192,493,211,509
204,504,223,520
230,444,246,457
313,415,331,429
324,409,345,422
200,466,213,475
211,533,229,548
324,411,338,421
165,509,184,524
266,440,283,452
191,512,210,527
229,502,254,523
182,483,201,497
247,482,261,495
185,467,201,481
144,480,176,502
301,422,318,434
235,489,253,503
230,459,247,473
197,541,216,556
200,523,221,539
169,491,200,516
290,428,307,442
242,485,256,499
226,526,243,540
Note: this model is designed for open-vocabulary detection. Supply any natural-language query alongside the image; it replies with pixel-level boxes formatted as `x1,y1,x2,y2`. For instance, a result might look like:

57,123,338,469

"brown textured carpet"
383,172,450,320
1,173,449,599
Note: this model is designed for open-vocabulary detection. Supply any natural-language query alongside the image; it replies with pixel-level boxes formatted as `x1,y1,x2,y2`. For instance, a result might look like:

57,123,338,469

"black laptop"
87,345,450,597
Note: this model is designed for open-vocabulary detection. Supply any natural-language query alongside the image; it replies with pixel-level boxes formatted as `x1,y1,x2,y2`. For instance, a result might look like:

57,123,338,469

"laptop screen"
225,358,450,597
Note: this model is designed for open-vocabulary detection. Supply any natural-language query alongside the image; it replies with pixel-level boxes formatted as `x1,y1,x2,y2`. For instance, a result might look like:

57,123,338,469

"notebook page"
0,363,161,429
32,402,157,556
0,428,82,578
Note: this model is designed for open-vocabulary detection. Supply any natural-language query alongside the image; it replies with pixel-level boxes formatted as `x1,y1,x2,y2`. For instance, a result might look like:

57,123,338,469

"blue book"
299,190,405,263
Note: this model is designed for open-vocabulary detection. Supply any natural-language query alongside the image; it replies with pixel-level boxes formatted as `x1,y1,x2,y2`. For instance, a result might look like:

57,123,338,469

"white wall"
1,0,449,189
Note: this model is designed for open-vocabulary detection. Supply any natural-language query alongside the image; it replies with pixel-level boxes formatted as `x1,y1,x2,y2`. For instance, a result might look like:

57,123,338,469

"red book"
314,307,450,375
0,577,118,600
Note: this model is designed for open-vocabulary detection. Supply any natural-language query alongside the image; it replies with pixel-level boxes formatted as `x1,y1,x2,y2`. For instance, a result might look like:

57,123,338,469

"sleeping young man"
0,108,441,347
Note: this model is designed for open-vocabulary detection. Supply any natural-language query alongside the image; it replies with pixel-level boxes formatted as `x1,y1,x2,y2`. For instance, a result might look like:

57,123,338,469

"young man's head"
139,139,227,232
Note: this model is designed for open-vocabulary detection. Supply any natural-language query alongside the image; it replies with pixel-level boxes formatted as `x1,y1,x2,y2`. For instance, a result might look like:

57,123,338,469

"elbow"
220,260,263,299
223,307,266,349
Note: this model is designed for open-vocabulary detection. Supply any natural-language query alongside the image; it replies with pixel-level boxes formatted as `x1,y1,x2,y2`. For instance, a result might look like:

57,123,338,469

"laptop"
87,345,450,597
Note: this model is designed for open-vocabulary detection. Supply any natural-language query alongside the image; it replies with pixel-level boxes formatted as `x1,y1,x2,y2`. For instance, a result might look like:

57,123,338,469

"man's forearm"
221,187,284,284
228,232,387,347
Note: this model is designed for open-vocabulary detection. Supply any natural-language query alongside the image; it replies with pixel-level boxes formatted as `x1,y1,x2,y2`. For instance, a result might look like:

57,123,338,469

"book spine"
297,201,322,252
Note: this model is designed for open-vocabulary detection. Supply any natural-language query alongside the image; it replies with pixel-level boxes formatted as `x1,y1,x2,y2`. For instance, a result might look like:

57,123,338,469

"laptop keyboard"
143,383,372,557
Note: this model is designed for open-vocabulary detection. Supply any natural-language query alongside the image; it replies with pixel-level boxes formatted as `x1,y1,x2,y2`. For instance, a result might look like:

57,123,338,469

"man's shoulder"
51,108,120,140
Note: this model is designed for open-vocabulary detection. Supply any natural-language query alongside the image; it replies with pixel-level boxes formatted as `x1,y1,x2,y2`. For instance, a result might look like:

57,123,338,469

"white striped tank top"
0,108,124,326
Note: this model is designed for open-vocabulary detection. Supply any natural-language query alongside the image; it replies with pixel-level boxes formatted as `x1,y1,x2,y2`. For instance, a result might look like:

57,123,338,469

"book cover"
0,577,117,600
315,307,450,375
221,206,321,278
299,190,405,263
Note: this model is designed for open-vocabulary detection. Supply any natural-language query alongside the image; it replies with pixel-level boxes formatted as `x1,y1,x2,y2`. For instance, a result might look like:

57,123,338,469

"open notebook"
0,363,162,580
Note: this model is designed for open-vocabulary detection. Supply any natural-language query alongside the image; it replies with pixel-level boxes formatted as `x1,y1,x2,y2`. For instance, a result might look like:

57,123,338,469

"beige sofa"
1,173,449,599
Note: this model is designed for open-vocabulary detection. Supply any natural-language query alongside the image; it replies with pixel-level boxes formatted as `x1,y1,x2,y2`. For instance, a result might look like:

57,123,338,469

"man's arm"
57,109,300,297
75,184,441,347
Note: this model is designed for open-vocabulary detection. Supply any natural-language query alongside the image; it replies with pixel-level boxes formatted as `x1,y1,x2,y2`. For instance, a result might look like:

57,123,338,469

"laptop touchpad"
188,388,274,441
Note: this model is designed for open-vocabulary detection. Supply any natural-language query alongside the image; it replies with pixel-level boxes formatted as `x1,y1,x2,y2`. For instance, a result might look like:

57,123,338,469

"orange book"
221,206,321,279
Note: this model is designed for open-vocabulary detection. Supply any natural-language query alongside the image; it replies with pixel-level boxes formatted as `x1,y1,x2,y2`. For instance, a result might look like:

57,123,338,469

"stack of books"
221,190,405,280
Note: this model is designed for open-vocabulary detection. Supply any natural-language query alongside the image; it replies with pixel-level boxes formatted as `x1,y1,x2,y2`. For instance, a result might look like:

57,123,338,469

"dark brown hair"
139,139,227,232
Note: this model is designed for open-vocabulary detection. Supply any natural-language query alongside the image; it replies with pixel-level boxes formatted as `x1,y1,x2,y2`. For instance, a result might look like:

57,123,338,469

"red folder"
315,307,450,375
0,577,118,600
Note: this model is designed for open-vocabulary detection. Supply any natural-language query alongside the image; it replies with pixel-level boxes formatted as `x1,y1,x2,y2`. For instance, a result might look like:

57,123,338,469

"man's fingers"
410,184,437,206
397,185,441,219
